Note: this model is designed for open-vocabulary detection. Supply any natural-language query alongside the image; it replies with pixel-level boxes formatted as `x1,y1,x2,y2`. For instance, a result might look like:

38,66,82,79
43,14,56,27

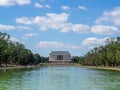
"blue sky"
0,0,120,56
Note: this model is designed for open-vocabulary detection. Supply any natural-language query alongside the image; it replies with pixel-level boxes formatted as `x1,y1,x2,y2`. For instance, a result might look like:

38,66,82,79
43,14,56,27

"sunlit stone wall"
49,51,71,62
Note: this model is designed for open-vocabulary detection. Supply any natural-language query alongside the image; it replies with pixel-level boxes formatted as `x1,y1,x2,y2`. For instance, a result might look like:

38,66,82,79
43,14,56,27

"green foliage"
0,32,46,67
34,54,41,65
71,56,84,65
82,37,120,66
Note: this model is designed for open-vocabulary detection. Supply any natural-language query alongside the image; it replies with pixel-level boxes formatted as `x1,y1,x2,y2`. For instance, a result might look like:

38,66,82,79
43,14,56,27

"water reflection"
0,66,120,90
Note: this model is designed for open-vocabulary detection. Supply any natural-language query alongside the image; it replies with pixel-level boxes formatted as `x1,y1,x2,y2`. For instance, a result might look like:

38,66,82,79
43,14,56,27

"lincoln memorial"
49,51,71,62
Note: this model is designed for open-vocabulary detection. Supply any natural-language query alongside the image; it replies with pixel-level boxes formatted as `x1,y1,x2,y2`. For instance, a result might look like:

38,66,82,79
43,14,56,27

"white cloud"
0,0,31,6
22,33,37,40
25,33,37,37
16,13,90,33
34,2,51,9
95,7,120,26
36,37,109,52
45,4,51,8
16,0,31,5
91,25,119,35
0,0,15,6
81,37,106,49
10,37,19,42
16,13,69,25
0,24,32,31
34,2,43,8
0,24,16,30
16,17,33,25
73,24,90,33
17,26,31,30
36,41,80,49
60,23,73,33
61,5,70,11
78,6,87,10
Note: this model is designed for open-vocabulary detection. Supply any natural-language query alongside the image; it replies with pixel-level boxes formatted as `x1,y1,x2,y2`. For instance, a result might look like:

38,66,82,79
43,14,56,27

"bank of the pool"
1,63,120,71
0,65,40,70
39,63,120,71
81,66,120,71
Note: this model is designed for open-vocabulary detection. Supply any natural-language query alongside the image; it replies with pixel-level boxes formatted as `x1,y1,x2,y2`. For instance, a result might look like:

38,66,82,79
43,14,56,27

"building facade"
49,51,71,62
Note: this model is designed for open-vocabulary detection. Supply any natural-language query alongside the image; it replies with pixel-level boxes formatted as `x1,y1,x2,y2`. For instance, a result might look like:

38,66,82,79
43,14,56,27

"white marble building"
49,51,71,62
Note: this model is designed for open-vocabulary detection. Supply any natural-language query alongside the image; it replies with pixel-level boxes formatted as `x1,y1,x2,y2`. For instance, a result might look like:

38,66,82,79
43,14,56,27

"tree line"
0,32,48,67
1,32,120,67
75,37,120,67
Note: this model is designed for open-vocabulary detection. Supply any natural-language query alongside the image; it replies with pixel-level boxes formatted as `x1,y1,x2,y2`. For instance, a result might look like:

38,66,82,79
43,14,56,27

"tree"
0,33,10,66
34,54,41,64
0,32,43,66
83,37,120,67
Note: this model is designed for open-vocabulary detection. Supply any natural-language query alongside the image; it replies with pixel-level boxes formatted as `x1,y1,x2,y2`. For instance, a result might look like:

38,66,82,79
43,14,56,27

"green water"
0,66,120,90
